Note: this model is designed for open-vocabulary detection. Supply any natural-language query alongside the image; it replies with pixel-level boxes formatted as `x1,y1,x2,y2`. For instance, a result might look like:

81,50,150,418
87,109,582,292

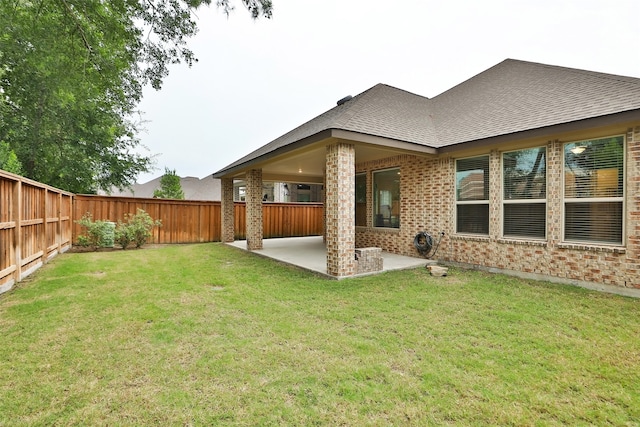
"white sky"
135,0,640,183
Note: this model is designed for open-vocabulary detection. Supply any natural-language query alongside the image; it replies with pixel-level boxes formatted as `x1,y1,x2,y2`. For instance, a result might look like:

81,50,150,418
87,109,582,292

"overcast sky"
135,0,640,183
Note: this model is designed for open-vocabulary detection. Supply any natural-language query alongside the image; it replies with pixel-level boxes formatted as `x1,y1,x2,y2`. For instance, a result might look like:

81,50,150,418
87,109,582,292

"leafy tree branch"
0,0,272,193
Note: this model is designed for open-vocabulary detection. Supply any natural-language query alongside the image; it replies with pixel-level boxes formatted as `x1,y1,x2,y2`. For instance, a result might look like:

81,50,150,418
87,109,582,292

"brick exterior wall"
355,154,450,257
624,126,639,285
220,178,235,243
245,169,263,250
355,127,640,288
325,143,355,277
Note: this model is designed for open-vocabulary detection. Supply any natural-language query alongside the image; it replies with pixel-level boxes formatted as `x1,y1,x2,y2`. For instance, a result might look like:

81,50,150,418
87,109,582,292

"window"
295,184,311,202
235,184,246,202
456,156,489,234
564,135,624,245
373,168,400,228
355,173,366,226
503,147,546,239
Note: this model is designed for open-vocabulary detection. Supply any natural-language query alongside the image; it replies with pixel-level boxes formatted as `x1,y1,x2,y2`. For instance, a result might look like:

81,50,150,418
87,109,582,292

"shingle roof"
218,84,436,173
103,175,221,200
215,59,640,175
431,59,640,147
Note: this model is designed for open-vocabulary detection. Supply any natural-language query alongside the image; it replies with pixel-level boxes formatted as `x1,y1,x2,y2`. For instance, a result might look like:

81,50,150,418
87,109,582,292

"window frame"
372,167,400,229
355,172,367,227
455,155,490,235
562,134,625,246
501,147,547,240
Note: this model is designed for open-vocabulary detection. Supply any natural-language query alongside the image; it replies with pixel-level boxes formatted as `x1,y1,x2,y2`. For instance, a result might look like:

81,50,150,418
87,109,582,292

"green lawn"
1,243,639,426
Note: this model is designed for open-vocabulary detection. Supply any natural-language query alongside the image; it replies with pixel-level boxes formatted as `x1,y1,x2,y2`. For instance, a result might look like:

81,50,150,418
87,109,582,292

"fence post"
42,188,48,263
67,194,73,248
12,179,22,283
57,192,62,253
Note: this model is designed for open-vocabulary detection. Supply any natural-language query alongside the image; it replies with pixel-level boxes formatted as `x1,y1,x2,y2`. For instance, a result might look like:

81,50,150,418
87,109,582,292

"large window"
564,135,624,245
373,168,400,228
355,173,366,226
456,156,489,234
503,147,546,239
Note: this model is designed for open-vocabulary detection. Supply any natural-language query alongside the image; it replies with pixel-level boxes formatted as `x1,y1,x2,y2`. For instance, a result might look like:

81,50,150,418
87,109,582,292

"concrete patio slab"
226,236,428,278
224,237,640,298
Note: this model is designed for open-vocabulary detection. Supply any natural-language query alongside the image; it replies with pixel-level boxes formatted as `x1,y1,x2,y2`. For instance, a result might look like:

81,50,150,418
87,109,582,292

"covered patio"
227,236,428,278
213,85,439,279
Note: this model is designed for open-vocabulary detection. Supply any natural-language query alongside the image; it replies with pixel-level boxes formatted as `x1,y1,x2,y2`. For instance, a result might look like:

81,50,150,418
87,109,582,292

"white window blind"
503,147,546,239
564,136,624,245
456,156,489,234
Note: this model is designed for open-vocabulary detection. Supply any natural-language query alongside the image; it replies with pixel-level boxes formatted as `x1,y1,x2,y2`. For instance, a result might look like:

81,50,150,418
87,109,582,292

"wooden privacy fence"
0,171,73,293
73,195,324,244
261,202,324,238
0,184,322,294
73,195,222,244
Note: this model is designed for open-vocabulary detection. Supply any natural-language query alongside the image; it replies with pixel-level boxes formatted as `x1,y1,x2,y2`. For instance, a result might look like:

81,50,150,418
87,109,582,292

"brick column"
245,169,263,250
627,127,640,284
325,143,355,277
546,140,562,246
221,178,235,243
489,149,501,240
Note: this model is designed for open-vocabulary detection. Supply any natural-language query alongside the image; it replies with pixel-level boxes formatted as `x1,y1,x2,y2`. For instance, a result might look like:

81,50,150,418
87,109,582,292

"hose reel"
414,231,444,258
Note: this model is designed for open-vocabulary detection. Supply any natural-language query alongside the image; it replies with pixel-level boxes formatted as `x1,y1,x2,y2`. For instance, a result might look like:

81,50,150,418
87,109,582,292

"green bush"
75,234,91,248
114,224,133,250
114,209,161,249
75,213,113,250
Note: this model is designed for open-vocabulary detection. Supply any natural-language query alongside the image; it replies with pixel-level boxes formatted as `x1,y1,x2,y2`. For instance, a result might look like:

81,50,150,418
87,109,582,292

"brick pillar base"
221,178,234,243
245,169,263,250
325,143,355,277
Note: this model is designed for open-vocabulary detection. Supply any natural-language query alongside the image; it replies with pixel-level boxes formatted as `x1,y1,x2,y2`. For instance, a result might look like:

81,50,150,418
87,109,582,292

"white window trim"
501,147,547,240
372,167,400,229
455,155,490,236
561,134,626,247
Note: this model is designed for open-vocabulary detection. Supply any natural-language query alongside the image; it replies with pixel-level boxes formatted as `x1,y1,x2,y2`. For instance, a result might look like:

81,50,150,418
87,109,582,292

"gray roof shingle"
104,175,221,200
219,84,436,172
430,59,640,147
215,59,640,175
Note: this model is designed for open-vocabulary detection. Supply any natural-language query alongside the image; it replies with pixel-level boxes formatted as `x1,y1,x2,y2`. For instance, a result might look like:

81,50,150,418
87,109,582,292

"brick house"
213,59,640,288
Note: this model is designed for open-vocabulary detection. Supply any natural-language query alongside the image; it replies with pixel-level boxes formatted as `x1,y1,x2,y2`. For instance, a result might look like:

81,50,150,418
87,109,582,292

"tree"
0,141,22,175
0,0,272,193
153,168,185,199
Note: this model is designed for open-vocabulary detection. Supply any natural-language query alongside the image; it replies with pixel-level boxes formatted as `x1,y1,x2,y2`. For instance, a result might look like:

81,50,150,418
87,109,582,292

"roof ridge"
375,83,431,99
331,84,386,129
507,58,640,85
333,83,432,130
433,58,640,101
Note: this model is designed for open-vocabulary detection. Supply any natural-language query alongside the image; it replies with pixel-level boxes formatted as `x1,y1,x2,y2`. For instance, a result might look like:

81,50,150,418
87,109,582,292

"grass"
1,243,639,426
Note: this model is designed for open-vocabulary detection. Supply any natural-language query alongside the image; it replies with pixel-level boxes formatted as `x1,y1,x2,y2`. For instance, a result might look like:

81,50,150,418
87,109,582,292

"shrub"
115,209,161,249
75,234,91,248
75,213,114,250
113,224,133,250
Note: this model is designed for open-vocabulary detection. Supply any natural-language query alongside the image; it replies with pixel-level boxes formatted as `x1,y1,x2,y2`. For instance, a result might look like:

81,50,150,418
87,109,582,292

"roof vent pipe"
336,95,352,106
